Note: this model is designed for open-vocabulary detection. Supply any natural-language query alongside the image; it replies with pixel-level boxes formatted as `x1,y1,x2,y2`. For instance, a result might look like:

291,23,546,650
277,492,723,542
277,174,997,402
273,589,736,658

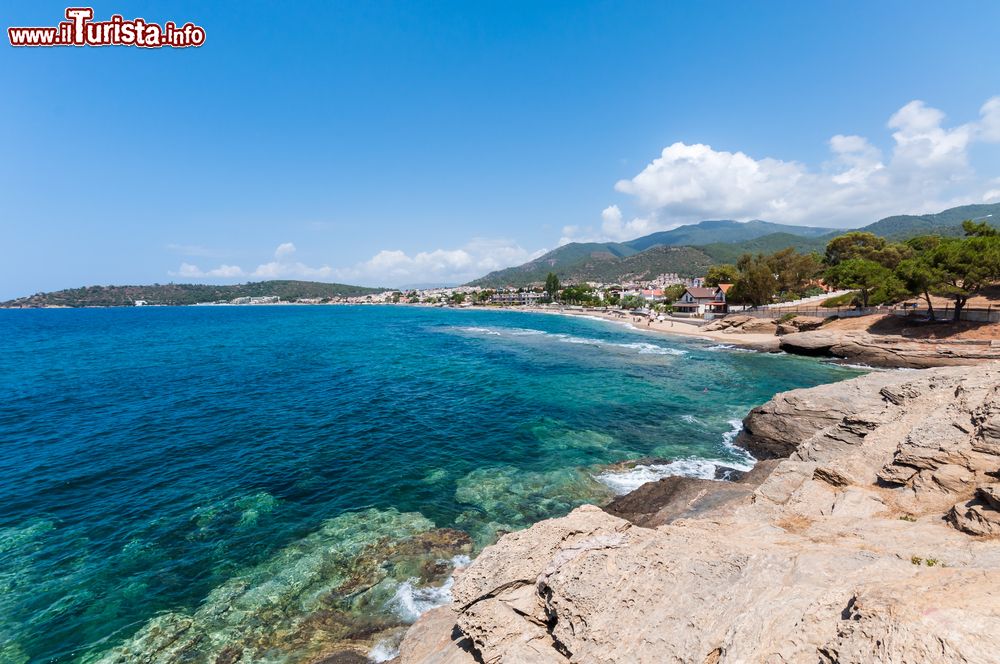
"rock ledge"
396,363,1000,663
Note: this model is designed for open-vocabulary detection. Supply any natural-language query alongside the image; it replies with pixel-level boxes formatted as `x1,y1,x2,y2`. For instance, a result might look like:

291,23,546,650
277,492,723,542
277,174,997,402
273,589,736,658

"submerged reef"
89,508,472,664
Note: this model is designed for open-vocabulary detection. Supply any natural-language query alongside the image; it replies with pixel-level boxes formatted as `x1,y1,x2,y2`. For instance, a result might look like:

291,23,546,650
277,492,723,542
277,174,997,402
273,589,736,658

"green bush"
821,291,856,308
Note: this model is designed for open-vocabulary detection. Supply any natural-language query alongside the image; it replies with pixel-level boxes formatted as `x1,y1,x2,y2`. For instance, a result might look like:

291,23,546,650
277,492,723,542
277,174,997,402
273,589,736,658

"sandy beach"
526,306,783,351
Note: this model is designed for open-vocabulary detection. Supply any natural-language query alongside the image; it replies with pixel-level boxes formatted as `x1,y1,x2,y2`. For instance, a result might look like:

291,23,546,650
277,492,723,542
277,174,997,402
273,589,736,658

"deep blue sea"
0,306,863,663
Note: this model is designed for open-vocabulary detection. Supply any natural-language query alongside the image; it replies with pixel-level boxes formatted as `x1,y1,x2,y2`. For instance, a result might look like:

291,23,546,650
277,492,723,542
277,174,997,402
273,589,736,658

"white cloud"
248,243,337,279
333,238,546,286
274,242,296,259
560,206,663,243
170,262,245,278
979,98,1000,142
170,239,545,287
562,96,1000,242
166,243,225,258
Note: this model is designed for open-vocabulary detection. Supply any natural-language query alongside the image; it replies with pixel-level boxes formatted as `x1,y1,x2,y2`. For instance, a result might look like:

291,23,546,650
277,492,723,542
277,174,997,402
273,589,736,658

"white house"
671,285,730,317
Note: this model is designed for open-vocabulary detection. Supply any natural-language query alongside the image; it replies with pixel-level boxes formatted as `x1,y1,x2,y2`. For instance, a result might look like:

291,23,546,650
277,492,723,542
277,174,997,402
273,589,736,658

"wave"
507,328,547,336
369,639,401,663
385,554,471,623
705,343,757,353
596,458,720,494
596,419,755,494
372,554,473,661
721,418,756,470
454,326,687,356
457,326,502,336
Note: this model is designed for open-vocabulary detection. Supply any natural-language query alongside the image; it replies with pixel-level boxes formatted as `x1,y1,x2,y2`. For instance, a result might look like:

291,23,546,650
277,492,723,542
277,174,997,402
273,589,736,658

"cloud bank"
170,239,545,287
565,96,1000,242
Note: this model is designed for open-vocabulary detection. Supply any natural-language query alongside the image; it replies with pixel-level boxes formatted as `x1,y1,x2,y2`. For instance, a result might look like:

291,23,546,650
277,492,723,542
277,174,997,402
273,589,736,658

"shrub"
821,291,856,308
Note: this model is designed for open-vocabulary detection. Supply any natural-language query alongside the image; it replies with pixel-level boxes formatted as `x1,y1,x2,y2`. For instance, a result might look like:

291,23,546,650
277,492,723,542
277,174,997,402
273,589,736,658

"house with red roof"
672,285,729,317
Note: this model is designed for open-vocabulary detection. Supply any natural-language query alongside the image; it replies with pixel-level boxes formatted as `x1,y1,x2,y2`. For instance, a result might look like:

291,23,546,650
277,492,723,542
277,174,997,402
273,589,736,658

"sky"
2,1,1000,297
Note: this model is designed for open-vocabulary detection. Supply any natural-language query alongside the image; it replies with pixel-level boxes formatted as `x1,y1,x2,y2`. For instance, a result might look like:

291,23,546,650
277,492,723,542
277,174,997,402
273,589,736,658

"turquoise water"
0,306,863,663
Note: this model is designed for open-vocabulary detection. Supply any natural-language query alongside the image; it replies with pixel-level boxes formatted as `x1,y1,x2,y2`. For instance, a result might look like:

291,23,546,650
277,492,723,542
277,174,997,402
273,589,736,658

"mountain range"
468,203,1000,287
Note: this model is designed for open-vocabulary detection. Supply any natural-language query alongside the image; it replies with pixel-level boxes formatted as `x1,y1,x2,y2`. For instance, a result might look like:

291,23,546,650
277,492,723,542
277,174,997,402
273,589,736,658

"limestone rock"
736,370,905,459
398,364,1000,664
818,572,1000,663
703,314,777,335
394,607,478,664
780,331,1000,368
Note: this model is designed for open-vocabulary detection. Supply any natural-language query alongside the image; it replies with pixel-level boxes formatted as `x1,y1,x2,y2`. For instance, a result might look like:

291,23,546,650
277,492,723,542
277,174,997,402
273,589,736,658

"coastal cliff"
394,363,1000,663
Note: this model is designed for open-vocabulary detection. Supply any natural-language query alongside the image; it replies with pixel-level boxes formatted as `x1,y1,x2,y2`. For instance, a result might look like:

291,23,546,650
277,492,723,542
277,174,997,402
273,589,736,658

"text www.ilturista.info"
8,8,205,48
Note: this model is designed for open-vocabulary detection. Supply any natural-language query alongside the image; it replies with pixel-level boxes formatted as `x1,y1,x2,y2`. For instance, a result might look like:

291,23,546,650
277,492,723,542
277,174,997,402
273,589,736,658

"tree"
924,235,1000,321
449,292,466,305
824,258,894,308
767,248,822,297
824,232,910,268
620,294,644,309
561,284,600,305
662,284,686,303
895,256,944,320
962,219,999,237
544,273,561,300
704,264,739,287
731,253,776,308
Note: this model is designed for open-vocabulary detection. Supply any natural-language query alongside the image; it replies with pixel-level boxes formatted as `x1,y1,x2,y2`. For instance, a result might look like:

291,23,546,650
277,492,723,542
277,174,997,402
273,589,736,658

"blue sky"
3,1,1000,297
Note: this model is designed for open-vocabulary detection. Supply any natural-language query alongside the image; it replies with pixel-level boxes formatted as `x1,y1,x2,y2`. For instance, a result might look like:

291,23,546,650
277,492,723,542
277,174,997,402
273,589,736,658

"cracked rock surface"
396,364,1000,663
778,330,1000,368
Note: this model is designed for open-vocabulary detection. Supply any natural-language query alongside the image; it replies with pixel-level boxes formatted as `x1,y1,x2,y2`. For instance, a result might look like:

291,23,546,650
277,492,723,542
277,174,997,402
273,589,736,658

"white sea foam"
454,326,687,356
597,419,755,494
681,414,700,424
705,343,756,353
387,577,454,622
722,418,756,470
615,341,686,356
458,326,502,335
596,458,720,494
384,554,472,623
551,333,686,355
368,639,400,662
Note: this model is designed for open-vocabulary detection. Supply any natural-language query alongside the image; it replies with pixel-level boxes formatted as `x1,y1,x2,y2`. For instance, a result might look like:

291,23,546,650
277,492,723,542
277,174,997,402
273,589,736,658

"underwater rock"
92,508,472,664
453,466,613,547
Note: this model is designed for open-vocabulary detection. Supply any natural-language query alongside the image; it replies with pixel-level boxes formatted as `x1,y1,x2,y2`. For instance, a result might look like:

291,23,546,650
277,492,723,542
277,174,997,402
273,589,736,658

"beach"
526,306,783,350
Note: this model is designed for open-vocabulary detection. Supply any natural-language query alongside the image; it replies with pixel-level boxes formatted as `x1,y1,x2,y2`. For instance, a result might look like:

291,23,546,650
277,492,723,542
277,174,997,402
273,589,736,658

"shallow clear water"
0,306,863,663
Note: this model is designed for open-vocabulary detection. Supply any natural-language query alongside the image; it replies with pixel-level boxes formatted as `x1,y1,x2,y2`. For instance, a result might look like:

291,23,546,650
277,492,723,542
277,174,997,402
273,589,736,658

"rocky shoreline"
545,307,1000,368
392,362,1000,663
777,329,1000,368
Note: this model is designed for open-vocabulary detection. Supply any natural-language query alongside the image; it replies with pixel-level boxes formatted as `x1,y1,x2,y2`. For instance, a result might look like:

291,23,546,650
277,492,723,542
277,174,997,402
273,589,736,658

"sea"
0,305,864,663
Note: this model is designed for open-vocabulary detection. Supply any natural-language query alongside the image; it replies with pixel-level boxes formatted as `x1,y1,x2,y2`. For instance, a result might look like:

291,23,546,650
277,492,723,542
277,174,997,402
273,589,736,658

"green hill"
858,203,1000,240
696,232,829,264
596,246,715,281
468,203,1000,287
2,280,383,308
467,242,637,287
625,219,836,250
470,220,834,287
469,245,714,287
